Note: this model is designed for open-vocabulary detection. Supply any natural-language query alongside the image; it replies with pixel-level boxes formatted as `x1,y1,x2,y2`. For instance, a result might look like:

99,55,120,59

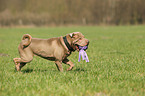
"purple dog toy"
78,46,89,62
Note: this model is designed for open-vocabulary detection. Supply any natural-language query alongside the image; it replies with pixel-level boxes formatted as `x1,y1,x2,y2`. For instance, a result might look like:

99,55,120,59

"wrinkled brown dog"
13,32,89,72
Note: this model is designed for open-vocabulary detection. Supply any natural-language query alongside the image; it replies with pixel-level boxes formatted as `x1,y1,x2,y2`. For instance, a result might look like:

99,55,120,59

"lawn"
0,25,144,96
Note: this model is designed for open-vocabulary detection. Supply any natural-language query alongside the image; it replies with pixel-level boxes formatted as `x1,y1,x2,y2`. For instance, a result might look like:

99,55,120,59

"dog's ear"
69,32,81,38
69,33,74,38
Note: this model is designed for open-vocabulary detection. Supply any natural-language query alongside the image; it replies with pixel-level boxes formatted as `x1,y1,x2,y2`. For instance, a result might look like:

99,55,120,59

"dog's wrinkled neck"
63,36,75,51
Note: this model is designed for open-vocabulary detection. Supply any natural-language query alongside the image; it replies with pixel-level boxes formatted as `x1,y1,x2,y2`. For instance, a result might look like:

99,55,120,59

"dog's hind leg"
13,58,27,71
13,45,33,71
13,56,33,71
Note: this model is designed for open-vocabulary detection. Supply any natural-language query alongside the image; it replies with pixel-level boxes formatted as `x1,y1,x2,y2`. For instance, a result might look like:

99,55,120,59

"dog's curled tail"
22,34,32,47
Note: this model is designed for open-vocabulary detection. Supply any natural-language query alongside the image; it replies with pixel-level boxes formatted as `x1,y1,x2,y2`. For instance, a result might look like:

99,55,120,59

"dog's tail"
21,34,32,47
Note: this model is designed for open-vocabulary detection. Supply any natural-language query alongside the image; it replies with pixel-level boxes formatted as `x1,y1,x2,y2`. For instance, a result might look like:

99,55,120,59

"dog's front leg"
63,59,74,71
55,61,63,72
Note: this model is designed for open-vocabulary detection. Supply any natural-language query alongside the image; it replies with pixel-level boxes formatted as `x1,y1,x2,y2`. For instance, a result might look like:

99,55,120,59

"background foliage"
0,0,145,26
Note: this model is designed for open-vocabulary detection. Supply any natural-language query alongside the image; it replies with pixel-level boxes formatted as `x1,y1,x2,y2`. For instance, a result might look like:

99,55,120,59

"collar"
63,36,75,51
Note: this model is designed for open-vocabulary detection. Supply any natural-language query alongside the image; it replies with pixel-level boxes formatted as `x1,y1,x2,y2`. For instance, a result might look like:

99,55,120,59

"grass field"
0,25,145,96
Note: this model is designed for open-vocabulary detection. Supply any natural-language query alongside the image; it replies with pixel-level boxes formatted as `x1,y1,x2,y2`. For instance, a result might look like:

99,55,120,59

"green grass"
0,25,145,96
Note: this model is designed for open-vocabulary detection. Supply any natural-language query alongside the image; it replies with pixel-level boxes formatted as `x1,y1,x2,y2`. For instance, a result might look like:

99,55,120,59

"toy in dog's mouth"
77,44,89,62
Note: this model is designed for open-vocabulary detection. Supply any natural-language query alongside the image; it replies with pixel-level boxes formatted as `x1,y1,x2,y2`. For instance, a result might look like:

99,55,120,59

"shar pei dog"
13,32,89,72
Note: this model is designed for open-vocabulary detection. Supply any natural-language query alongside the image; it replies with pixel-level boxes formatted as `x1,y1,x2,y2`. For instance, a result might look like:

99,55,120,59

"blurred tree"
0,0,145,26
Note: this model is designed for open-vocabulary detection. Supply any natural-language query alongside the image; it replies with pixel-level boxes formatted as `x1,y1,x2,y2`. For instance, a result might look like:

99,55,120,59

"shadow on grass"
15,68,86,73
73,68,86,72
20,68,49,73
21,69,34,73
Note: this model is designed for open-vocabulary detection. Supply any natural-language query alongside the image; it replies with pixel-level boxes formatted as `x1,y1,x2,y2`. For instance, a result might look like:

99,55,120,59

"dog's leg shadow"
21,69,34,73
73,68,86,72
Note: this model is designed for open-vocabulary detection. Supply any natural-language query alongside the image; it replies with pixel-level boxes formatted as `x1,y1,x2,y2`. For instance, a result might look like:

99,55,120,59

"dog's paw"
15,63,21,71
67,67,73,71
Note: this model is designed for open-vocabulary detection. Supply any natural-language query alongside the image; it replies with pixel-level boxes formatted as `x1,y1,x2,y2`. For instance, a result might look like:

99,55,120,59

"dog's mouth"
75,43,89,52
75,45,80,51
72,38,89,51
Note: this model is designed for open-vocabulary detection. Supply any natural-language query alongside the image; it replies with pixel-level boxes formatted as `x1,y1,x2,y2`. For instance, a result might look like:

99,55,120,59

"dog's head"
68,32,89,51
